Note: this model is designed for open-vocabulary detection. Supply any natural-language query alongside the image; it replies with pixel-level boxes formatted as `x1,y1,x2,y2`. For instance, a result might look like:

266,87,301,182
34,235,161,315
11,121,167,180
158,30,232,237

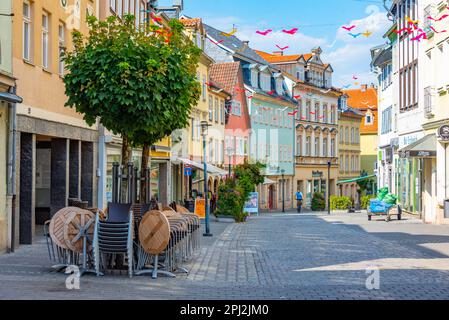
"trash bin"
444,199,449,219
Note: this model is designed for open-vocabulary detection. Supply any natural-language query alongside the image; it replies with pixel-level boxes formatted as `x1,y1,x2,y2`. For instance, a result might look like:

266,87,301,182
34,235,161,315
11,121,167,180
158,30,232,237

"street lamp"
327,161,331,215
226,146,234,177
200,121,213,237
281,169,286,213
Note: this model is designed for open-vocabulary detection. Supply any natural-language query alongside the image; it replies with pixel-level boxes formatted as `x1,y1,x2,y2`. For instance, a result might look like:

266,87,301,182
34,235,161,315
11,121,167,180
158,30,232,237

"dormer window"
250,68,258,88
365,110,374,125
275,77,283,95
260,72,271,92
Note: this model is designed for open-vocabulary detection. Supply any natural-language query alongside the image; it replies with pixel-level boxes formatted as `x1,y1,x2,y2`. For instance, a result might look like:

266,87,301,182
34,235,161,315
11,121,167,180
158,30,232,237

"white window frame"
42,12,49,69
23,1,31,61
58,23,65,76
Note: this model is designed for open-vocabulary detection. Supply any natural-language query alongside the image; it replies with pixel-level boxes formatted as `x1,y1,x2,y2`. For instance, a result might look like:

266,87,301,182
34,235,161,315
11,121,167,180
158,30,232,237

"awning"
172,157,228,176
399,134,436,158
263,177,276,185
337,174,376,185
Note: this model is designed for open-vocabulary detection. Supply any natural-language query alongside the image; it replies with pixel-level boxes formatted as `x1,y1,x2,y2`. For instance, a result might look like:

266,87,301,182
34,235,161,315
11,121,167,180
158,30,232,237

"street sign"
184,167,192,176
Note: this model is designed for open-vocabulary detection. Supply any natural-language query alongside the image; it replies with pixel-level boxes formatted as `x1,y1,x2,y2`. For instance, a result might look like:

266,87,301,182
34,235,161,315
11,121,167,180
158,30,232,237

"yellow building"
172,17,228,200
11,0,99,248
337,106,364,202
343,85,379,178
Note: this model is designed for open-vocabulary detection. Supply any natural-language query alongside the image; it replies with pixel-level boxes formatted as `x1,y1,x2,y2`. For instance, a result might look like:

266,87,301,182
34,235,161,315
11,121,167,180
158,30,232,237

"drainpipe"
5,86,22,253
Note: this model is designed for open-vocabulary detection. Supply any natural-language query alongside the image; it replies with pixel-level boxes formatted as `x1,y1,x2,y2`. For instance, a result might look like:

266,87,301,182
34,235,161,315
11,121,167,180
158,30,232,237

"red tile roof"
343,86,378,134
179,17,202,28
209,62,241,94
254,50,302,63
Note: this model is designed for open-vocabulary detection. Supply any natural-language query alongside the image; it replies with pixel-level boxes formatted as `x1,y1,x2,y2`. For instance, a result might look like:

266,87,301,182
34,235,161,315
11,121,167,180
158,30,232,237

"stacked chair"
135,204,201,279
92,203,134,277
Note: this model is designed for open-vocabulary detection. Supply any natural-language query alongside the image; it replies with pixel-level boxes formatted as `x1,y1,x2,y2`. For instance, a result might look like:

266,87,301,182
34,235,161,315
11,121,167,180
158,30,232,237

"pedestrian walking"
295,190,303,213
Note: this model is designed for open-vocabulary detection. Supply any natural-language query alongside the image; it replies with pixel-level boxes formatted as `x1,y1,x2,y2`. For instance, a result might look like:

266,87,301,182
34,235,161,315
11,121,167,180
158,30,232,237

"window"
276,78,283,95
330,138,335,157
134,0,140,28
220,100,225,124
58,24,65,75
306,136,311,156
202,76,207,101
117,0,123,17
110,0,116,12
42,13,49,69
214,98,219,122
251,69,258,87
232,100,242,116
314,137,319,157
365,113,374,125
296,135,302,156
345,155,349,172
23,2,31,61
345,127,349,144
350,128,354,144
330,106,336,124
306,101,311,121
322,104,328,123
323,138,328,157
339,126,343,143
124,0,129,15
260,72,271,91
208,95,213,121
340,155,343,171
382,106,392,134
355,128,359,143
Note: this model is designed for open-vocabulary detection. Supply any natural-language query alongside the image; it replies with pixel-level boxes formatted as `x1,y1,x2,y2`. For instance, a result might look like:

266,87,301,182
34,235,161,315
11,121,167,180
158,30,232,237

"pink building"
209,62,251,170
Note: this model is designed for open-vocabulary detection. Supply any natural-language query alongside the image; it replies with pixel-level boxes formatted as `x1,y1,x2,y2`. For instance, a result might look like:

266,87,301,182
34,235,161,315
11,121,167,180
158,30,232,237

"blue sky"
158,0,393,87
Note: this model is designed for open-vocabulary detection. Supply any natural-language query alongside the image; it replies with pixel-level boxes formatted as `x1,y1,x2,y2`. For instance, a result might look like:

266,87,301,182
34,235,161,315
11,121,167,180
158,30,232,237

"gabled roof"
254,50,302,64
343,86,378,133
209,62,241,94
203,24,270,65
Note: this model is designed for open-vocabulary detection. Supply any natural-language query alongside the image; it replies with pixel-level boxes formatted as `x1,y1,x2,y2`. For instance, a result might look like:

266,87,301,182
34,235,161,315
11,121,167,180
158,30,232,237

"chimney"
361,84,368,92
272,51,284,56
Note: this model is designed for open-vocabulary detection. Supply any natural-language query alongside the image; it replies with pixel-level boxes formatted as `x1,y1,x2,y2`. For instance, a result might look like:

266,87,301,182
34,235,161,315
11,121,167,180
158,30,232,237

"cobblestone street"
2,212,449,300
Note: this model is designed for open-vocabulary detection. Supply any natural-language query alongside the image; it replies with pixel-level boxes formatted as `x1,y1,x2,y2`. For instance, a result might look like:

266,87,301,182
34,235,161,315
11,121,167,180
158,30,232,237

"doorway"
268,185,276,210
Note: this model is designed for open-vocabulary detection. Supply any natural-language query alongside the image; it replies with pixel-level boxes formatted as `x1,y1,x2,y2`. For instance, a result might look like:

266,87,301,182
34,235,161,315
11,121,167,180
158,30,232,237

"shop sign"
438,125,449,143
312,171,323,178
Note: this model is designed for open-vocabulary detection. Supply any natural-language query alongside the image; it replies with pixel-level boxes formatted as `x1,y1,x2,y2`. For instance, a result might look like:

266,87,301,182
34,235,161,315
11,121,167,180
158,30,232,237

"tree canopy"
63,14,201,148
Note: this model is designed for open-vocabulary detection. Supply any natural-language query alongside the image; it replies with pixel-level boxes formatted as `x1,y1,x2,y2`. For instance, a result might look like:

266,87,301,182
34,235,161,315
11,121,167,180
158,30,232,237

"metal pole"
328,161,331,215
145,167,150,203
127,162,134,204
282,173,285,213
203,135,212,237
112,162,119,203
228,154,231,177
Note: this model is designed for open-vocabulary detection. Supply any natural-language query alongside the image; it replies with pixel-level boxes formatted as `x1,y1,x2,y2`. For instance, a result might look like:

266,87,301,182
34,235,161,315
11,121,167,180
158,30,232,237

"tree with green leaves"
63,14,201,201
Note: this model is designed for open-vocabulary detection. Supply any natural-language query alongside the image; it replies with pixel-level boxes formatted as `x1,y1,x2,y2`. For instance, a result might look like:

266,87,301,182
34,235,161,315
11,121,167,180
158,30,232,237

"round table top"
138,210,170,255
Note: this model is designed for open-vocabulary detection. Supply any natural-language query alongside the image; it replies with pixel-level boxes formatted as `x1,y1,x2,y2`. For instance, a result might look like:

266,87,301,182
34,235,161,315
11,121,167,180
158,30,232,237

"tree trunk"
121,134,132,202
140,143,151,203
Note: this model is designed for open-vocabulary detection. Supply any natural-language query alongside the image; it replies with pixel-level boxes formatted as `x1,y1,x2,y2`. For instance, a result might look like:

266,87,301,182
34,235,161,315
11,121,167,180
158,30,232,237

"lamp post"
281,169,285,213
327,161,331,215
226,146,234,178
200,121,213,237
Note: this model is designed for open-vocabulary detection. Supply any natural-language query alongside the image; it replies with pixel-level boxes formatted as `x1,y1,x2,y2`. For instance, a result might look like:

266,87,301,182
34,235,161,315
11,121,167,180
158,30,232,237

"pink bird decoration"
276,45,289,51
282,28,298,35
430,26,447,33
411,32,427,42
256,29,273,36
342,25,356,31
428,14,449,22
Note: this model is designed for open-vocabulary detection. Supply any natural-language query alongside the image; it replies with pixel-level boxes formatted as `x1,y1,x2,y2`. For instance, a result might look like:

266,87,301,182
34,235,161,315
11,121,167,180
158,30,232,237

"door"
268,185,275,210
